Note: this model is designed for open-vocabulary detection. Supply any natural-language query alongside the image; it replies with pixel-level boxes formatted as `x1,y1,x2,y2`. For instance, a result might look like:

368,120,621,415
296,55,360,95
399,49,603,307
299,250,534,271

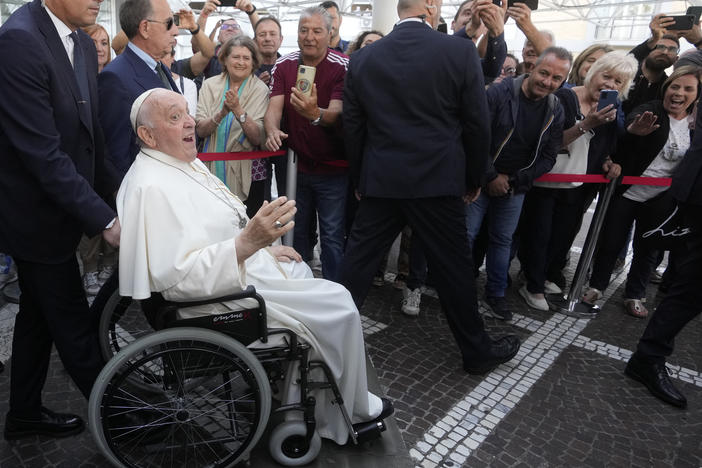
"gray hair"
299,6,333,32
535,46,573,68
583,50,638,100
218,35,262,76
120,0,153,39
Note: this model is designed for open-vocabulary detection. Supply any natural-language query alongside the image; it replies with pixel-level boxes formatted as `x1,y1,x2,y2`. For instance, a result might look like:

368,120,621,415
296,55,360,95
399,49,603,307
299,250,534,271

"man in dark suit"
0,0,120,438
624,102,702,409
98,0,179,179
340,0,520,374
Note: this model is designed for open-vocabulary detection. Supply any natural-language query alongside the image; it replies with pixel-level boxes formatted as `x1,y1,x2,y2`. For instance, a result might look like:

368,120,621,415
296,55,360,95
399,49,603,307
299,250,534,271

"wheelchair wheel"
268,421,322,466
89,328,272,468
99,289,155,362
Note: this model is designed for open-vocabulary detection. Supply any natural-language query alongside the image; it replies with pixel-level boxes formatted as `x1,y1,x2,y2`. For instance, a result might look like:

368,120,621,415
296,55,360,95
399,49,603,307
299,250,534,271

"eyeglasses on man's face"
654,44,679,54
221,23,242,31
147,15,177,30
502,66,517,76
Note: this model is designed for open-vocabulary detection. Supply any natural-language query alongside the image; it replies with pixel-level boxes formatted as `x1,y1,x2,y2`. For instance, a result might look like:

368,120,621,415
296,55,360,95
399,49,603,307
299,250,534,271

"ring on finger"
274,220,283,229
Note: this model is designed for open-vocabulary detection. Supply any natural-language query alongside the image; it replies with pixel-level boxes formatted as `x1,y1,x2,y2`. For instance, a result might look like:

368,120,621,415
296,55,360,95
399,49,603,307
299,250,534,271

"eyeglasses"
147,16,177,30
654,44,679,54
502,67,517,76
221,23,241,31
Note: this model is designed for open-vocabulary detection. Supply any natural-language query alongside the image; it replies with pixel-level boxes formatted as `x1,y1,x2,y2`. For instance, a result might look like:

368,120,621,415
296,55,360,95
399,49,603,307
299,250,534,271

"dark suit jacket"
98,45,178,179
672,101,702,209
0,0,116,264
343,20,490,198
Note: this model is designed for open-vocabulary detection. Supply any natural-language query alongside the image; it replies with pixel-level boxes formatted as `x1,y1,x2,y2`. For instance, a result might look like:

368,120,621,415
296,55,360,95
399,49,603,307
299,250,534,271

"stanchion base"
549,294,600,318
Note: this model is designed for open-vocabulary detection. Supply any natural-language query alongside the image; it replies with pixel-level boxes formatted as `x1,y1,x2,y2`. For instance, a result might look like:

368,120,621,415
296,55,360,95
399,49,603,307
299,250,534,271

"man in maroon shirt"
264,6,348,282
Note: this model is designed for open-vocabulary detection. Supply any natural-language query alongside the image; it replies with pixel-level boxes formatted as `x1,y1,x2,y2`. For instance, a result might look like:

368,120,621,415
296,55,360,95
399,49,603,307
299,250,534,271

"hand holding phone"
296,65,316,97
597,89,618,111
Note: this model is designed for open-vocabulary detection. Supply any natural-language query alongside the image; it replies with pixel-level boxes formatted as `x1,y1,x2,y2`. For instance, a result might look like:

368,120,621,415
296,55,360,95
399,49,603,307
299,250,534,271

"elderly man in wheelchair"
88,89,393,467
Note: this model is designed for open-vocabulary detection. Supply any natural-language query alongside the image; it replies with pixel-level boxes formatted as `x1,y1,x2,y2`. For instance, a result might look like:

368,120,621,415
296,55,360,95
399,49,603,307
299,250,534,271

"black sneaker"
484,296,513,321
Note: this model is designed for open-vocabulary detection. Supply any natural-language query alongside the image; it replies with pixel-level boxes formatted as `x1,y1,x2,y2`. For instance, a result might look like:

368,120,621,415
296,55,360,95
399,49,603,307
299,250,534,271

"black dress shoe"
378,397,394,420
463,335,521,375
625,354,687,409
4,407,84,440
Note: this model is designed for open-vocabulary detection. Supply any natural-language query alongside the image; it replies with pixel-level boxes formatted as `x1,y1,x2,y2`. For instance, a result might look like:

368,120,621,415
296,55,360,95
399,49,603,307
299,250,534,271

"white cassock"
117,148,383,444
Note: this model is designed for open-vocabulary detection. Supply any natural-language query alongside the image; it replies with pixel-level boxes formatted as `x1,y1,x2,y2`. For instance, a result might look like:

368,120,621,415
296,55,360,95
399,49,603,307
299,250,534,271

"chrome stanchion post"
282,149,297,246
552,176,621,316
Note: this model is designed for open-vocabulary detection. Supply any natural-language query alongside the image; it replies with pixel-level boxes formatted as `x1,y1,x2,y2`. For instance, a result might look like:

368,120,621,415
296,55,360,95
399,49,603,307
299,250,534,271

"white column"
372,0,399,35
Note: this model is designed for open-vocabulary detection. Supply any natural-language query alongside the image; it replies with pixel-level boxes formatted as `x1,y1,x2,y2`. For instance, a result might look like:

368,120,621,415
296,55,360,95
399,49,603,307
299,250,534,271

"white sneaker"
581,287,603,305
519,285,549,311
401,287,421,316
98,265,115,284
544,281,562,295
83,271,100,296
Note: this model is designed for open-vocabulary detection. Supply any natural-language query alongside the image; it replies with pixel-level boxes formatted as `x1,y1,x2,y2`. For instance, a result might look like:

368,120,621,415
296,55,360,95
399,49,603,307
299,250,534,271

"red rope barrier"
198,153,671,187
535,173,671,187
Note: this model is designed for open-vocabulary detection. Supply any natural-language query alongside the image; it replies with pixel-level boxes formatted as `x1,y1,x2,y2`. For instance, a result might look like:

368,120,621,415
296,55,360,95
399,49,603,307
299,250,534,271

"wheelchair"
88,283,388,467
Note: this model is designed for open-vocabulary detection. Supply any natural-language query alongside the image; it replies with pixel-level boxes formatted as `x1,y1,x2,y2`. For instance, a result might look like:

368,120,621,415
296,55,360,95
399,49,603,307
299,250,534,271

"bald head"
397,0,442,27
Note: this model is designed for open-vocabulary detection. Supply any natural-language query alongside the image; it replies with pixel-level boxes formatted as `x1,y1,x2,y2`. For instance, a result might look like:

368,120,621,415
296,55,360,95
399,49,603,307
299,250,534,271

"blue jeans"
465,191,525,298
293,172,348,282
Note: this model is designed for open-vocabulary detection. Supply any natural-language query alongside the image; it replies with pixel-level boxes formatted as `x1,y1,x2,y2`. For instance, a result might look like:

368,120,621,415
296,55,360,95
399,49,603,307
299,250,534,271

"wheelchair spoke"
97,335,270,468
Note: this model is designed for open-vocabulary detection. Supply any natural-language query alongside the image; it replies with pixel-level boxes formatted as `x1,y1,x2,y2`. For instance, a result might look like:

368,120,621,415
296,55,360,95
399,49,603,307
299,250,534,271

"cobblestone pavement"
0,247,700,467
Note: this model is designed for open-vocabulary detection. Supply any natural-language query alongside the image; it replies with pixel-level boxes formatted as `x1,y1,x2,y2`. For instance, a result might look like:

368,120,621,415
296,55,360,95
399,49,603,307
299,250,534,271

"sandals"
581,287,603,305
624,298,649,318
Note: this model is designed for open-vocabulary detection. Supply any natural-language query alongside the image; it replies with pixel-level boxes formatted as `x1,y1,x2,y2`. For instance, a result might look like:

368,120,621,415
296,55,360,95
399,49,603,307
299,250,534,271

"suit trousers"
340,197,492,361
10,257,104,418
635,231,702,362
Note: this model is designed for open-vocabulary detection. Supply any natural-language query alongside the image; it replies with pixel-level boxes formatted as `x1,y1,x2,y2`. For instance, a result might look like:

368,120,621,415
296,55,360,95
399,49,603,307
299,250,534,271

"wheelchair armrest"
162,285,268,343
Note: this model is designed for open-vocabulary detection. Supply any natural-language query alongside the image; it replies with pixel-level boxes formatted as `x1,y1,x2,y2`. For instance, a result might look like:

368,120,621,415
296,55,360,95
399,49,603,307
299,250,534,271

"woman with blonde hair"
519,51,638,311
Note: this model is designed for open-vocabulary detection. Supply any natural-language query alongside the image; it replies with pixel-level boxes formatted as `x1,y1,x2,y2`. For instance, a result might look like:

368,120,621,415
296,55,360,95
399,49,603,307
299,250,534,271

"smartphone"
664,15,695,30
173,13,180,27
219,0,239,7
296,65,316,97
508,0,538,10
437,23,448,34
686,6,702,24
597,90,618,111
492,0,502,5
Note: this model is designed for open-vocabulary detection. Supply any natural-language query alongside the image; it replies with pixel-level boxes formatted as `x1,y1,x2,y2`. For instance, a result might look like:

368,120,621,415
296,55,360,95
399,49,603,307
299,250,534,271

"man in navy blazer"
340,0,520,374
0,0,120,439
99,0,179,179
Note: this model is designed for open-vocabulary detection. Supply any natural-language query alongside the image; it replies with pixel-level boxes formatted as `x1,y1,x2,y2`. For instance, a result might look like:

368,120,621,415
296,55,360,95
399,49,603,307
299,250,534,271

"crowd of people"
1,0,702,449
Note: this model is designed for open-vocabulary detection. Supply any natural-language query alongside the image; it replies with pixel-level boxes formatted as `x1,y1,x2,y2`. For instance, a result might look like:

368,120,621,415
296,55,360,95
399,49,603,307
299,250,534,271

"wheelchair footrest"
352,419,387,444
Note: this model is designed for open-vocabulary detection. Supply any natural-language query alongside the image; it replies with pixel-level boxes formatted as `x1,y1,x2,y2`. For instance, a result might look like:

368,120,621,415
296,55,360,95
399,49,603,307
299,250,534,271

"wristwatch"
238,112,247,124
190,24,201,35
246,5,257,15
310,109,323,126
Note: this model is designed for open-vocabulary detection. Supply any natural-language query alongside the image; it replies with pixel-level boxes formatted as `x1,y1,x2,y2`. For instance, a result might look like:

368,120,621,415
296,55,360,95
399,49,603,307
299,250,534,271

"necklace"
142,150,248,229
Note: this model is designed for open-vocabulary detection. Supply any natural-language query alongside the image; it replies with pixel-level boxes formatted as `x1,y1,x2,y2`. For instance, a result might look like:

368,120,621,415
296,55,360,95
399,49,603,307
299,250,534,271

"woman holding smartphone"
582,66,702,317
196,36,269,218
518,51,637,310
